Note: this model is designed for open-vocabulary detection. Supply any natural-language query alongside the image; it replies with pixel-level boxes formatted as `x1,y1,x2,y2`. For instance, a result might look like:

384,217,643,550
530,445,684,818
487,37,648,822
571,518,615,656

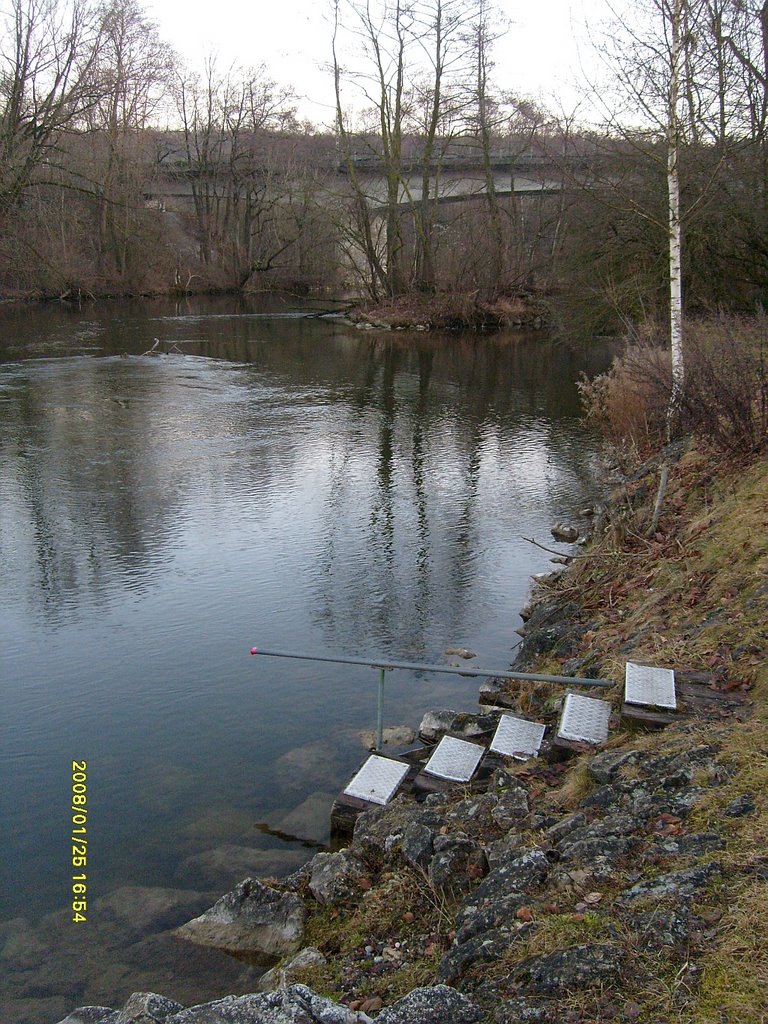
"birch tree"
583,0,718,421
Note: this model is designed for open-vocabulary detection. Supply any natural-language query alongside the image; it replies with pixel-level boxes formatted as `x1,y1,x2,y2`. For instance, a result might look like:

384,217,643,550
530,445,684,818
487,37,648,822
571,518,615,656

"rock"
359,725,417,750
401,822,434,869
438,928,520,983
455,893,529,945
587,749,640,784
1,926,50,970
55,1011,116,1024
258,947,327,991
174,878,305,956
642,744,719,778
445,647,477,660
628,908,704,948
308,850,368,905
543,813,586,846
620,863,721,903
428,833,481,891
551,524,579,543
353,801,443,863
118,992,184,1021
491,786,530,829
485,834,525,870
274,741,346,798
515,600,584,662
460,849,549,918
514,943,622,993
56,993,183,1024
446,792,499,832
375,984,484,1024
725,794,755,817
163,986,372,1024
557,836,638,865
557,813,638,848
649,832,725,858
495,996,551,1022
418,710,497,743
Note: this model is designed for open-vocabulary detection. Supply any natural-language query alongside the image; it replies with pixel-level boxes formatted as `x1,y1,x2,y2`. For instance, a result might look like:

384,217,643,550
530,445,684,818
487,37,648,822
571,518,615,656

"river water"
0,295,613,1022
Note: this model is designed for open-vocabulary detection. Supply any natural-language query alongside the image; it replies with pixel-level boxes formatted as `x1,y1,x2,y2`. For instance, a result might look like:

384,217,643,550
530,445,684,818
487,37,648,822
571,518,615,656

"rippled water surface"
0,295,614,1022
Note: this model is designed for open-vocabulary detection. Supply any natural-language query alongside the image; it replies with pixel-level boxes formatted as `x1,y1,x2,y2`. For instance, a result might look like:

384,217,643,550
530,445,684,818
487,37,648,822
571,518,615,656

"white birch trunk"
668,0,685,426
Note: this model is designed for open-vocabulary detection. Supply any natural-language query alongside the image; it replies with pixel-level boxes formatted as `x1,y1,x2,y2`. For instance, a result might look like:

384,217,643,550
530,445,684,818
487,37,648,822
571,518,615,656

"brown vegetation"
579,316,768,461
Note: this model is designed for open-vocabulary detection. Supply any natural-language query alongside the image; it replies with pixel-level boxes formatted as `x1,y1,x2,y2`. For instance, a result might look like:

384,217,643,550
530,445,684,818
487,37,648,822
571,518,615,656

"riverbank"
0,285,549,334
56,437,767,1024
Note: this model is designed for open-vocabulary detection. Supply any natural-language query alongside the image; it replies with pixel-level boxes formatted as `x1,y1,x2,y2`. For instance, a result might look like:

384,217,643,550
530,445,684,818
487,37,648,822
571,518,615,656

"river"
0,294,614,1023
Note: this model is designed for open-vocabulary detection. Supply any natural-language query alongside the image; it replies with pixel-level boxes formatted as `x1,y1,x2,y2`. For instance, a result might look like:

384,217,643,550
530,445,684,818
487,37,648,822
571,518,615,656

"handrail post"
376,667,385,751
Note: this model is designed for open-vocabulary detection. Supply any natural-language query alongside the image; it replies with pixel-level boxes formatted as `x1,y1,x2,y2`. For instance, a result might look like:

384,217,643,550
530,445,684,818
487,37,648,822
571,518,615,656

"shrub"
580,316,768,458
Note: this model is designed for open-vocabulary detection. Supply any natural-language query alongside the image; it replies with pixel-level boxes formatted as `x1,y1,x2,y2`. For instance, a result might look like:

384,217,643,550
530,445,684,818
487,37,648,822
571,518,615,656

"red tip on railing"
250,647,258,656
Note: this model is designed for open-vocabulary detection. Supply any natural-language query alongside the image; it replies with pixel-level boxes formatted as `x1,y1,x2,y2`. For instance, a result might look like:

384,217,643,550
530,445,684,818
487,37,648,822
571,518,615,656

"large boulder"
56,993,183,1024
173,878,305,956
167,987,371,1024
57,988,372,1024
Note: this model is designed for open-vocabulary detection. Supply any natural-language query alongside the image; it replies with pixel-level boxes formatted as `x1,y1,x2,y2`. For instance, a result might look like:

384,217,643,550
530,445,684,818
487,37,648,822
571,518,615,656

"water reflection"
0,297,614,1023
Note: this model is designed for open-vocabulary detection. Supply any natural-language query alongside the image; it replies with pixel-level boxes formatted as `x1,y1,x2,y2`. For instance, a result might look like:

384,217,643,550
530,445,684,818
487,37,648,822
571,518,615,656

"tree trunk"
668,0,685,432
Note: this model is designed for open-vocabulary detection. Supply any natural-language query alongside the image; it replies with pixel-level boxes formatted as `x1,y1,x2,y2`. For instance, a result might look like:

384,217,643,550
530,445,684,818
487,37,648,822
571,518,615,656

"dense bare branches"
0,0,100,211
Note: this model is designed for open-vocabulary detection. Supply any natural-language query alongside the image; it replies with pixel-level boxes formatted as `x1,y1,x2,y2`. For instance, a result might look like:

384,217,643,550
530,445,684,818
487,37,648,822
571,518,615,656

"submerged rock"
359,725,417,750
179,846,307,890
174,878,305,956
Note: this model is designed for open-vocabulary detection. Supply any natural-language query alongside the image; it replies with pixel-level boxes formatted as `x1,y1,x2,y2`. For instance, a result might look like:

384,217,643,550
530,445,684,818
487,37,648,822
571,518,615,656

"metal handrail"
250,645,615,751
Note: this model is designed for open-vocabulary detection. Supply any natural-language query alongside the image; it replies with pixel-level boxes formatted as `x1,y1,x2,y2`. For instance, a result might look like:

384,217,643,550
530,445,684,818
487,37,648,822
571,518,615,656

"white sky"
145,0,605,127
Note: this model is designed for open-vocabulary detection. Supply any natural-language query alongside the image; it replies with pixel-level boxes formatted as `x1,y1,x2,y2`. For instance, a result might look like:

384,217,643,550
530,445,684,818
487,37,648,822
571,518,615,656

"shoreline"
0,286,550,334
55,437,767,1024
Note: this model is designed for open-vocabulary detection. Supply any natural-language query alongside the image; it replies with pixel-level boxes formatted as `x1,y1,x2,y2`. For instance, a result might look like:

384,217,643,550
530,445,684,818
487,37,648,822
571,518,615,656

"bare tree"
87,0,175,278
0,0,100,213
331,0,479,298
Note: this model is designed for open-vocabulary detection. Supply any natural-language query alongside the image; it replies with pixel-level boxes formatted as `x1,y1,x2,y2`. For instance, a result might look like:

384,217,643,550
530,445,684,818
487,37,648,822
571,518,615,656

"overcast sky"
144,0,603,126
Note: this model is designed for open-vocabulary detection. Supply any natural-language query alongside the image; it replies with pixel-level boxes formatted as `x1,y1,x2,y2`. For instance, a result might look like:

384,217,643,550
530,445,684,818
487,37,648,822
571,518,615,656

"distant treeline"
2,0,768,332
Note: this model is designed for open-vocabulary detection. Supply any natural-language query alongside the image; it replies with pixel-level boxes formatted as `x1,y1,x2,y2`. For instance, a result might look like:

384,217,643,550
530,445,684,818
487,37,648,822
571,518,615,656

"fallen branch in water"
141,337,183,356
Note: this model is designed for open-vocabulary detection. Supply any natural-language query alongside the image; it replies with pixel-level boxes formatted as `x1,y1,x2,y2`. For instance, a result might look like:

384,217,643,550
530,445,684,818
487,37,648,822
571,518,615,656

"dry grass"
580,315,768,459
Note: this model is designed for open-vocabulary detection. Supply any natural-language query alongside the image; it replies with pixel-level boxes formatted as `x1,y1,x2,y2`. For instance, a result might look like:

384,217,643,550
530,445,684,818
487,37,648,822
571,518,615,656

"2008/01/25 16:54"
71,760,88,922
